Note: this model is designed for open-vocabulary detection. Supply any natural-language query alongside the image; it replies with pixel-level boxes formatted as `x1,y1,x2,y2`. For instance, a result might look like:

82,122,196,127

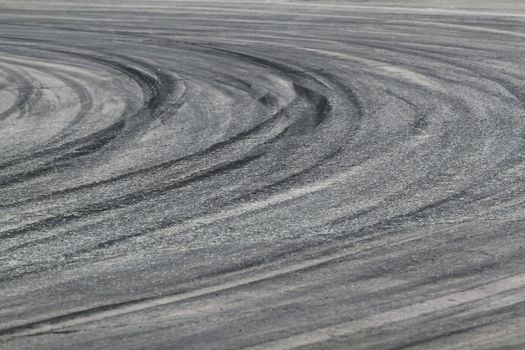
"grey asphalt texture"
1,1,525,349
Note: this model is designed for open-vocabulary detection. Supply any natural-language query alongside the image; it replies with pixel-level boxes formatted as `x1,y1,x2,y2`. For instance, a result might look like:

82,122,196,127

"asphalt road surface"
1,1,525,349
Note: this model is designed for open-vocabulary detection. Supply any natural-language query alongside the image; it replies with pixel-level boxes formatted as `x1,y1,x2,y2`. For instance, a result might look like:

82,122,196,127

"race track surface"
1,1,525,349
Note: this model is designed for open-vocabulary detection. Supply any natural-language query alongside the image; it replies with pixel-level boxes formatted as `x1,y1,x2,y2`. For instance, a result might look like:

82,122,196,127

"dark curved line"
0,152,262,241
0,66,33,122
0,120,125,188
0,101,289,209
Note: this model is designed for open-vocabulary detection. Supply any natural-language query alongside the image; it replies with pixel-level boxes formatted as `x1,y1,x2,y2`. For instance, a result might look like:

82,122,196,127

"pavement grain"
1,1,525,349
